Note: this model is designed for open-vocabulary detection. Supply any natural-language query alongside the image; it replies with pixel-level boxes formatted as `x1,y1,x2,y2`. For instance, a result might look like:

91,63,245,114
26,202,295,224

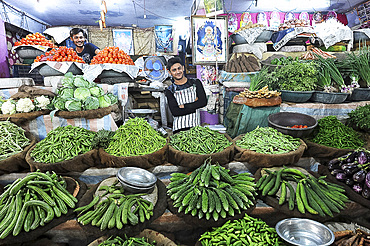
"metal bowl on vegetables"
117,167,157,193
268,112,317,138
276,218,335,246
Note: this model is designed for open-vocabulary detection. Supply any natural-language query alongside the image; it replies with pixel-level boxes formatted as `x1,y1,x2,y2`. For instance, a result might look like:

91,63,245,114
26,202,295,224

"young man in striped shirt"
165,57,207,134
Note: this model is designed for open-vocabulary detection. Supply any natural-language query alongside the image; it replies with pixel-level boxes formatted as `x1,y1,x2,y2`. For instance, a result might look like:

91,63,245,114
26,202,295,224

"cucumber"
278,181,287,205
268,169,283,196
285,182,295,211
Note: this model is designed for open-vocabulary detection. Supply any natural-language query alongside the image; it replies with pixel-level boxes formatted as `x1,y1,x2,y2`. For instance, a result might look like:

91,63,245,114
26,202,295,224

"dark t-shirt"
76,43,99,64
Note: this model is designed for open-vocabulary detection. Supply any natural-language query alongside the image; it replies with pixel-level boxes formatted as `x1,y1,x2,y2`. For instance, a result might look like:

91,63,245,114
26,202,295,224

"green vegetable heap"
170,126,232,154
30,125,95,163
75,179,154,230
347,104,370,132
199,213,286,246
0,121,30,161
168,158,256,221
105,117,166,157
311,115,364,149
257,167,349,217
270,56,299,65
0,170,78,239
98,235,156,246
236,127,301,154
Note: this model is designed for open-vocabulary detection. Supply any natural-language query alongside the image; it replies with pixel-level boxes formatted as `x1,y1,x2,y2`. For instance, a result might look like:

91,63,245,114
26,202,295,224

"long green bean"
98,235,155,246
105,117,166,157
169,126,231,154
236,127,301,154
0,121,30,161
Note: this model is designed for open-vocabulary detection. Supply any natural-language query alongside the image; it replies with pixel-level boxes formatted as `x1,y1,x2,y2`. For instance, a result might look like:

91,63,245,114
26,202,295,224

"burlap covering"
234,135,307,167
168,134,234,169
54,104,118,119
77,178,167,245
0,177,87,245
0,110,51,125
26,146,102,173
99,144,168,170
0,131,37,175
303,139,355,163
10,85,56,100
254,168,344,223
318,165,370,210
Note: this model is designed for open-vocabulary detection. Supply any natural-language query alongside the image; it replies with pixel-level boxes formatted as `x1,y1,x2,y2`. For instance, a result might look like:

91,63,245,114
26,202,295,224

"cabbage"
74,87,91,101
90,86,105,97
83,96,100,110
61,72,74,87
65,99,82,111
59,88,74,99
73,76,89,88
53,97,66,110
98,95,111,108
106,93,118,105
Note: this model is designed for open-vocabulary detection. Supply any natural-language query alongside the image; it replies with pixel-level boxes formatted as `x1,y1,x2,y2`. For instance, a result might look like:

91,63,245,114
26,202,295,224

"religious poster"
269,11,281,30
112,29,134,55
257,12,268,27
191,16,228,64
203,0,224,17
228,13,238,33
240,12,252,28
154,25,173,53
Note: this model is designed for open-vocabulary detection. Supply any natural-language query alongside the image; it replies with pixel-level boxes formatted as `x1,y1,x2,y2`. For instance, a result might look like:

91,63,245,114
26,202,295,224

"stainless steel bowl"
117,167,157,188
276,218,335,246
118,180,155,194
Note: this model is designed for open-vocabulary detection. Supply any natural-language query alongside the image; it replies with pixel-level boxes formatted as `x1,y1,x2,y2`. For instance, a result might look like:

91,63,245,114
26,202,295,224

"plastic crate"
12,64,44,85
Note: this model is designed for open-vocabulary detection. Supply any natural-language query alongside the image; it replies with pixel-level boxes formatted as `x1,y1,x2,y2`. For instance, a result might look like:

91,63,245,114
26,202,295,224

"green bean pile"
199,213,286,246
170,126,231,154
30,125,95,163
98,235,156,246
105,117,166,157
0,121,30,161
311,115,364,149
236,127,300,154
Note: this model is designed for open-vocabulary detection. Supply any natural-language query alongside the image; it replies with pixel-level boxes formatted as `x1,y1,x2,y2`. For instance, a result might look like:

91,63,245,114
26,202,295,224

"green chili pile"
347,104,370,131
0,121,30,161
199,213,286,246
169,126,231,154
105,117,166,157
30,125,95,163
310,115,365,149
98,235,156,246
236,127,301,154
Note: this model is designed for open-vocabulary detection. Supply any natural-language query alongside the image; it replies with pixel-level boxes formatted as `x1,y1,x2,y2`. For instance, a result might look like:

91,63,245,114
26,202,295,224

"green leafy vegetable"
73,76,90,88
65,99,82,111
347,104,370,131
74,87,91,101
106,93,118,105
98,95,111,108
83,96,100,110
89,86,105,97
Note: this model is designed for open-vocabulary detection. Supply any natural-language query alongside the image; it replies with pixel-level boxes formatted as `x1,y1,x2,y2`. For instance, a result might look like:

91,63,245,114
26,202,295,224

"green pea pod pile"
168,158,256,221
236,127,301,154
75,180,154,230
170,126,231,154
0,170,78,239
199,213,286,246
0,121,30,161
30,125,95,163
105,117,166,157
98,235,156,246
310,115,365,149
256,167,349,217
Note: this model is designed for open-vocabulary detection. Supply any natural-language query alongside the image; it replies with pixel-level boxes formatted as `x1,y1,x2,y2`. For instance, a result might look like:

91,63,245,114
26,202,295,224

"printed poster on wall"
154,25,173,53
113,29,134,55
203,0,224,17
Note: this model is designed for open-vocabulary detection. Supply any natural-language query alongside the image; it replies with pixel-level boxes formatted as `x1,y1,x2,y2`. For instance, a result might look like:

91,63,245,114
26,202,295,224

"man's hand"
179,104,184,108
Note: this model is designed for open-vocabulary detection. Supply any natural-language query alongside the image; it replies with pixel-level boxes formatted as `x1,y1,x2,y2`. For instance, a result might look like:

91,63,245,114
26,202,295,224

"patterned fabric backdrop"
6,30,23,67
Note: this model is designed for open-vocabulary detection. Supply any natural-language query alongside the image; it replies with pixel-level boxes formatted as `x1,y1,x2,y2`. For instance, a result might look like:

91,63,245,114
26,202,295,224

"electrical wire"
132,0,178,21
131,0,139,25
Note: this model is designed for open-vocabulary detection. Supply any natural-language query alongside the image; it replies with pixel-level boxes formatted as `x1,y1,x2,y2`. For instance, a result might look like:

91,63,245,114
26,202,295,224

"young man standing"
165,57,207,134
69,28,100,64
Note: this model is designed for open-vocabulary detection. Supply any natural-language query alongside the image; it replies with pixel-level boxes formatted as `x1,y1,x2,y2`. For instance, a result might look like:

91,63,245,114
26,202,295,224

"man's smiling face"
71,32,85,48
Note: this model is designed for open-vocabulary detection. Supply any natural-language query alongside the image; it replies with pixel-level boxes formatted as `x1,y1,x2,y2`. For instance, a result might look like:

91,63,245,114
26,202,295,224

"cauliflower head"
1,100,16,114
35,95,50,110
16,98,35,113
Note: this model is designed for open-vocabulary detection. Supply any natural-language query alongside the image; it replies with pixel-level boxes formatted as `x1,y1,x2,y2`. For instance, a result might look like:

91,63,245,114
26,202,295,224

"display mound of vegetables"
199,213,285,245
98,235,156,246
257,167,349,217
90,46,134,65
328,150,370,199
270,56,299,65
167,158,256,221
30,125,95,163
1,95,51,115
34,46,84,63
347,104,370,132
310,116,365,149
236,127,301,154
75,179,153,230
0,170,78,239
105,117,166,157
169,126,232,154
51,72,118,112
14,32,56,48
0,121,30,161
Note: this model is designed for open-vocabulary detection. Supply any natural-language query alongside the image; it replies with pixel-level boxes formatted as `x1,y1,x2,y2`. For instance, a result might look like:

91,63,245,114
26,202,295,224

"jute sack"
168,134,234,169
99,144,168,170
0,131,37,175
234,134,307,167
0,177,87,245
0,110,51,125
55,104,118,119
26,146,102,173
303,139,355,163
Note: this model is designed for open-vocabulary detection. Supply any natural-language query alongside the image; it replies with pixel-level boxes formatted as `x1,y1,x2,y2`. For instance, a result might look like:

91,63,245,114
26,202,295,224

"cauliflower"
35,95,50,110
16,98,35,113
1,100,16,114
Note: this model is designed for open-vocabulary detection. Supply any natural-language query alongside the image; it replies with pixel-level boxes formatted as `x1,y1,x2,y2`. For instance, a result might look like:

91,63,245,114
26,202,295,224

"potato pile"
238,86,281,99
225,53,260,73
